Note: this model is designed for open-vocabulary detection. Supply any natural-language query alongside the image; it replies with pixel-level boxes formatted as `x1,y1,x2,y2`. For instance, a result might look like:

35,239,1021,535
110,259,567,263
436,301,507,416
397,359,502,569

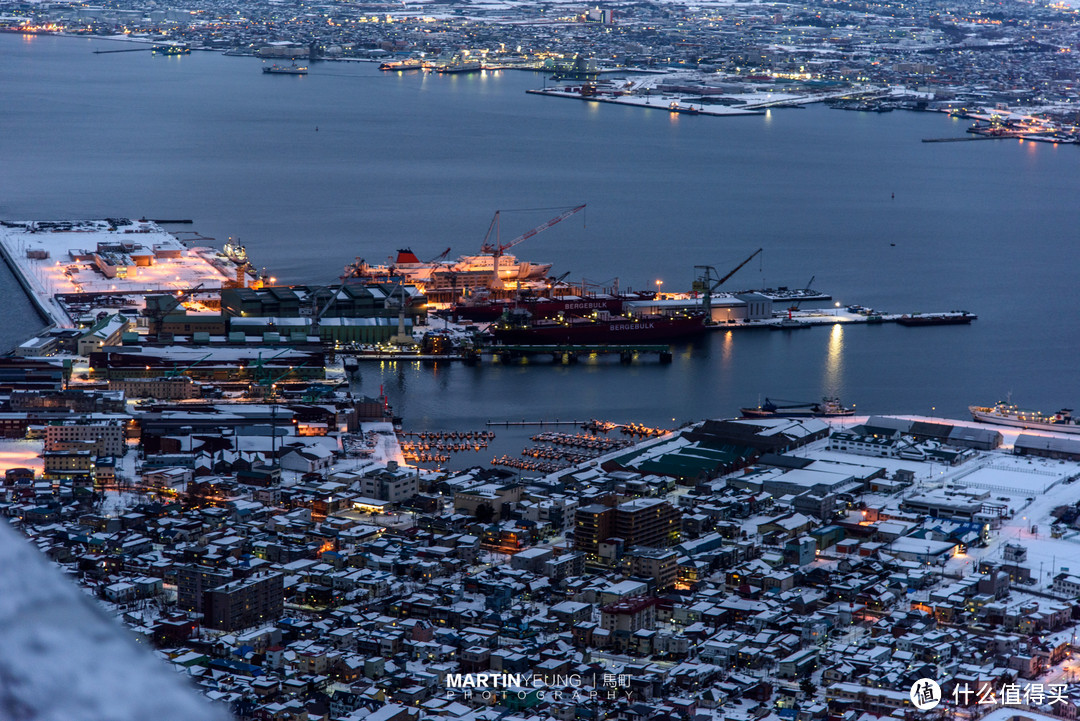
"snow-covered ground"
0,220,235,327
792,415,1080,593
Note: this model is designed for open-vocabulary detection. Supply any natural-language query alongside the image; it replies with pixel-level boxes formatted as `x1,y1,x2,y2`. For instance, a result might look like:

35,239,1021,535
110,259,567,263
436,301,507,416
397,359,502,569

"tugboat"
741,397,856,418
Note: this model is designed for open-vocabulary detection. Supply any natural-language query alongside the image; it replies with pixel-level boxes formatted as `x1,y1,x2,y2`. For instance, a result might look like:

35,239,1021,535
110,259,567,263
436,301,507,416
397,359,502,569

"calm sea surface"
3,33,1078,461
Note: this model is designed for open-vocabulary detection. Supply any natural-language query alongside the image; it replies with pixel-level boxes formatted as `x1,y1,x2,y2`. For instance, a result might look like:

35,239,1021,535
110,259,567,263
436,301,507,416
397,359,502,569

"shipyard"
0,214,979,383
4,3,1080,717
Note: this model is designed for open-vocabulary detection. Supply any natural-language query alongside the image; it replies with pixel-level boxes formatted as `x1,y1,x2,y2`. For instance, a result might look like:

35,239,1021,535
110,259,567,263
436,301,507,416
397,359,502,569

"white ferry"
969,402,1080,434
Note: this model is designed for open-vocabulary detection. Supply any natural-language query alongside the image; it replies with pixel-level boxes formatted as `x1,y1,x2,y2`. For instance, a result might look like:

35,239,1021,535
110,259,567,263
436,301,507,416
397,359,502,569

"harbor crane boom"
426,248,451,264
142,282,206,340
480,204,586,289
788,275,815,313
693,248,763,322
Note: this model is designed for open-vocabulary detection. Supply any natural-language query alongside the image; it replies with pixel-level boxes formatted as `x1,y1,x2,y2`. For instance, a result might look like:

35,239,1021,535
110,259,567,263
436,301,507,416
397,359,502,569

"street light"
656,279,663,299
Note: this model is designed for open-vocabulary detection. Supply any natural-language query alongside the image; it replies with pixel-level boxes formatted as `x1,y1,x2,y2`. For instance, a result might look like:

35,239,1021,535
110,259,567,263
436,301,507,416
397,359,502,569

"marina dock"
486,419,586,427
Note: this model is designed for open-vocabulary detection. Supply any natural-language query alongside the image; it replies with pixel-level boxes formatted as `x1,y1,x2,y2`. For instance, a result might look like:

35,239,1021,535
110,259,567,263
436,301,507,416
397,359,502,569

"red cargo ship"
454,295,627,322
490,312,708,344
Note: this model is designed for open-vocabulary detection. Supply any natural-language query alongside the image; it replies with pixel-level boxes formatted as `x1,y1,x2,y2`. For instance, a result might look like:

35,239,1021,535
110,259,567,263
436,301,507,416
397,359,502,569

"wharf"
922,136,997,143
525,88,763,116
342,344,674,364
714,309,976,329
344,351,465,361
486,344,673,363
0,230,67,328
0,219,237,330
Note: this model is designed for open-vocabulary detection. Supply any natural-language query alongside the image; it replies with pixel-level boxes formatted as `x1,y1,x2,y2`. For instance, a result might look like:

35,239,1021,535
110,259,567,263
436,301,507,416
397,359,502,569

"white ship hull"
969,405,1080,435
350,254,553,285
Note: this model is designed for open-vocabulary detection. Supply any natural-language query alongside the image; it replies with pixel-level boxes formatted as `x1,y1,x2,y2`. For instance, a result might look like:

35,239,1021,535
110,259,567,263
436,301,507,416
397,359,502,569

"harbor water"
3,33,1079,464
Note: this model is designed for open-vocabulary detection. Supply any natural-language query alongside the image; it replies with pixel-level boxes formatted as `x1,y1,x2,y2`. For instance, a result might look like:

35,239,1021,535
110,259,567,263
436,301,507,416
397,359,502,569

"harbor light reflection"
824,322,844,394
720,330,734,369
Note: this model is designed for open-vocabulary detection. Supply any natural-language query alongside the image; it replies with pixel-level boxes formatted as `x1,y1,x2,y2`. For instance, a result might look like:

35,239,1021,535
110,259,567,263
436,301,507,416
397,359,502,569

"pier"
921,136,997,143
486,344,673,364
92,47,153,54
486,419,586,427
713,308,977,330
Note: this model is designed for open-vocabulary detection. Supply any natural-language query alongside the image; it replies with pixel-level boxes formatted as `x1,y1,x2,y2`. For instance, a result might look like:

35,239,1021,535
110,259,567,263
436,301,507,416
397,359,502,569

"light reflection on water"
824,323,844,395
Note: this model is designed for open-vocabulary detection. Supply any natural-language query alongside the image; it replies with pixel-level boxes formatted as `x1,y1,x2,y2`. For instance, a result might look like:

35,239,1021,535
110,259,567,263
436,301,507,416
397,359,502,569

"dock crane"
250,350,294,390
163,353,212,379
545,270,572,297
787,275,815,315
385,283,416,345
308,286,342,337
142,282,205,340
257,363,307,400
693,248,763,322
480,204,585,289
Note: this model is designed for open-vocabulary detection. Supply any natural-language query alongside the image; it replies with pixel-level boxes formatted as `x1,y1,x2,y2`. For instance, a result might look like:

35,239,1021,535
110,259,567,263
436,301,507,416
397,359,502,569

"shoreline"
0,235,57,340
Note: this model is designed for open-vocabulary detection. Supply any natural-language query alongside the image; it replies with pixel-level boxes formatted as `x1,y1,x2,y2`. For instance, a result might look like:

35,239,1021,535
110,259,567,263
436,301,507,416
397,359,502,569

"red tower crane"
479,204,585,288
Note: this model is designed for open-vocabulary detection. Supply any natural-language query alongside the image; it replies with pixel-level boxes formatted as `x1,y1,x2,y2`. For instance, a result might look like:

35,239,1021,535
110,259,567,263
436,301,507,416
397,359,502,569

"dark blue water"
3,33,1078,458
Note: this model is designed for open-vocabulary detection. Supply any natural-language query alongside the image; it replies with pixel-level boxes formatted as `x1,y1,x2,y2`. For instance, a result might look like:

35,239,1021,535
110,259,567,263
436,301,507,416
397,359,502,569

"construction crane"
479,204,585,289
141,282,205,340
693,248,763,322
